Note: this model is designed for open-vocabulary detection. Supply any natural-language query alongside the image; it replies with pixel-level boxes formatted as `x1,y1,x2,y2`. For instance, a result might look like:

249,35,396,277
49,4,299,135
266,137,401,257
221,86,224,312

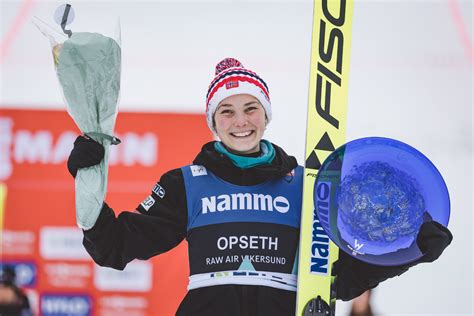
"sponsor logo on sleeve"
190,165,207,177
152,183,165,198
140,196,155,211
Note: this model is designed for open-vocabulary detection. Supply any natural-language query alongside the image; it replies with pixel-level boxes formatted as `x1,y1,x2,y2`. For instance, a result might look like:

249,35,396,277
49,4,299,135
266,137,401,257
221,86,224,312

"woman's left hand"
334,220,453,301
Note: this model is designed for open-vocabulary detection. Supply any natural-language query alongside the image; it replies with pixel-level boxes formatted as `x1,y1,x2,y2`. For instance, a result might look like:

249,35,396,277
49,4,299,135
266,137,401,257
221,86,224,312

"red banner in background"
0,108,213,316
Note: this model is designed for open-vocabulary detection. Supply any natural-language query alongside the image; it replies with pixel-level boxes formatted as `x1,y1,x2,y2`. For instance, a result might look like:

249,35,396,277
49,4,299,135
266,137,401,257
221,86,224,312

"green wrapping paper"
35,15,121,229
57,32,121,229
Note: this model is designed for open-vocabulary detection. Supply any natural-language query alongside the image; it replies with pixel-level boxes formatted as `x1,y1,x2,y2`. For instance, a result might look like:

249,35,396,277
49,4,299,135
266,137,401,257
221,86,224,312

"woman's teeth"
231,131,253,137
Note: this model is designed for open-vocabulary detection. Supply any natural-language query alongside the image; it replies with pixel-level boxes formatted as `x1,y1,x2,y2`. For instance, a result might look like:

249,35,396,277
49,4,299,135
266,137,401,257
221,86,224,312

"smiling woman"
65,58,452,316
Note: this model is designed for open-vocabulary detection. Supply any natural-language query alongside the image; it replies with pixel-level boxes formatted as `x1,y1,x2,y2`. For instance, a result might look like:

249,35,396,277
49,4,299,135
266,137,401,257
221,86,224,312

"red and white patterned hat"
205,58,271,132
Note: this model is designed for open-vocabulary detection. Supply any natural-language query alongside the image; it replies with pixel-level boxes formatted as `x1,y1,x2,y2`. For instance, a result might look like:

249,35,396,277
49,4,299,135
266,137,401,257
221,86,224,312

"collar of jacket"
193,141,298,186
213,139,276,169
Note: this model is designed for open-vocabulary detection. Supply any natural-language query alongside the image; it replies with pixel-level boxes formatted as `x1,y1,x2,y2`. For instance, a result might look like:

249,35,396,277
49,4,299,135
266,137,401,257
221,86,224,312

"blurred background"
1,0,472,315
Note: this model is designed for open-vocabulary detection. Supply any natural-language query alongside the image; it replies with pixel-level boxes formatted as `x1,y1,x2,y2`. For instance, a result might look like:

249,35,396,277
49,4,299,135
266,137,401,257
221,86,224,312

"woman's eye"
246,107,257,112
220,109,232,115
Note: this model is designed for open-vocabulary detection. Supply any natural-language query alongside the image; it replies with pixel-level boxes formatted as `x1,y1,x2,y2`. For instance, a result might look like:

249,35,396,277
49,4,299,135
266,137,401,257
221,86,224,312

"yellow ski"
296,1,354,315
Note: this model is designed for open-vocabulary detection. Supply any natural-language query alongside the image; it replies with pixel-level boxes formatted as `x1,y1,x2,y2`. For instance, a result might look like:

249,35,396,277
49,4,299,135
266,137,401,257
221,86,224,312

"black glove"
416,221,453,263
335,220,452,301
67,135,105,178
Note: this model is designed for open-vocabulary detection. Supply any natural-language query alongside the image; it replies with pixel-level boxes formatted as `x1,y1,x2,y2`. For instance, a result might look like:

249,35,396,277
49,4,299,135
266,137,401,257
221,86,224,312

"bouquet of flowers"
34,6,121,229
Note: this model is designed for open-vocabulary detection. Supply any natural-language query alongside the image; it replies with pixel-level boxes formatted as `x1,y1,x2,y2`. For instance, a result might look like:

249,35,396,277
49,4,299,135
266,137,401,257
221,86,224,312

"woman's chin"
227,143,259,155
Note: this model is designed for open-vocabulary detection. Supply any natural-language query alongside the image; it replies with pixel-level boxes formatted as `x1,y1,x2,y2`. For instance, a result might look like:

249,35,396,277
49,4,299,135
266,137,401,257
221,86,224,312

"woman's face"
214,94,266,155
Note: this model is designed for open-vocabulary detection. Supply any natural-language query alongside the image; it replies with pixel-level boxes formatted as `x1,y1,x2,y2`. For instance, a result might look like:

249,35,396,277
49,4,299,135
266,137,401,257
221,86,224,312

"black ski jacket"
83,141,300,316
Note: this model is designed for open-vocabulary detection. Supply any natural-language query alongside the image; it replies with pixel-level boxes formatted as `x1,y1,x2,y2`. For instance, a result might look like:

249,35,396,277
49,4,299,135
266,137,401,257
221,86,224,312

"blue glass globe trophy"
314,137,450,266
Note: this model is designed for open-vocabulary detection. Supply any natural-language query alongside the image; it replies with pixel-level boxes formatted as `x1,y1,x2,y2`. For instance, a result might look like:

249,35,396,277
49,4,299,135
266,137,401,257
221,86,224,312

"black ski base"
303,295,332,316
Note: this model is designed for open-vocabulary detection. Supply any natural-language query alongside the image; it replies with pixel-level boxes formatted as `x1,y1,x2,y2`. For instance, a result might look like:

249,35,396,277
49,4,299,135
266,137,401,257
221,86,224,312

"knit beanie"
205,58,271,132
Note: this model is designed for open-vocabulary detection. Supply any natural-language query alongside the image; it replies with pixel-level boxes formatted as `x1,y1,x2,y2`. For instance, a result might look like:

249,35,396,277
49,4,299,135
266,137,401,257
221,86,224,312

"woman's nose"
234,112,249,127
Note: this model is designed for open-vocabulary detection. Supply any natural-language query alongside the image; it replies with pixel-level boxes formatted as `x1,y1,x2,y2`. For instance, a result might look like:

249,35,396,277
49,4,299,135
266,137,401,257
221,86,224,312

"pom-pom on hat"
205,58,271,132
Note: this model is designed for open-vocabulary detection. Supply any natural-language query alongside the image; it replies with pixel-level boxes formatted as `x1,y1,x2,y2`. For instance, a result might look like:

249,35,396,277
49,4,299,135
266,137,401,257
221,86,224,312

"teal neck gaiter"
214,140,276,169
